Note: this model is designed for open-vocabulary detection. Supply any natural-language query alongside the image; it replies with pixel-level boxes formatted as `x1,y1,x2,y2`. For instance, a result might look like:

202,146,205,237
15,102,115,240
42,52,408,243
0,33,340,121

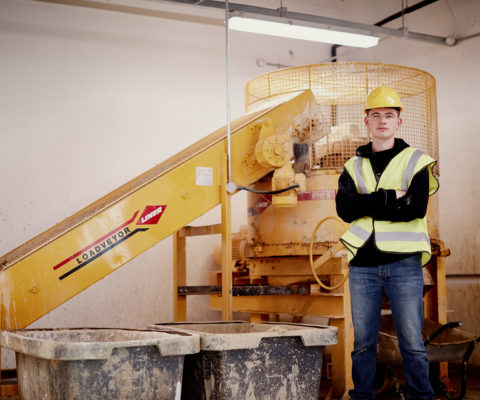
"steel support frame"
172,153,233,322
425,254,450,388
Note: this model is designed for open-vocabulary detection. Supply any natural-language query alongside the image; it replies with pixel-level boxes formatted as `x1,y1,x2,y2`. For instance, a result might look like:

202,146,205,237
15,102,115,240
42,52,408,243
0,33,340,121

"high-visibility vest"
340,147,439,266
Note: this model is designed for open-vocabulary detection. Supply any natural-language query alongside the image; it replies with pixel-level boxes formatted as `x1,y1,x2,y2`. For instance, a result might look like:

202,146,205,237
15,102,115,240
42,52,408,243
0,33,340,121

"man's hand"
396,190,406,199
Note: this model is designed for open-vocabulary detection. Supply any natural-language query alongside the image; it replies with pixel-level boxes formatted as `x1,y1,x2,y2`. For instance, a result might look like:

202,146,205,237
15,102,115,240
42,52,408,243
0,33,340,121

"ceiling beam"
31,0,456,46
31,0,224,26
160,0,455,46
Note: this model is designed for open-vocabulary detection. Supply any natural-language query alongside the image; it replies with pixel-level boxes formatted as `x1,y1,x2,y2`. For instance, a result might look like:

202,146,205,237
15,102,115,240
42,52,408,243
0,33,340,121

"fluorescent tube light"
229,16,379,48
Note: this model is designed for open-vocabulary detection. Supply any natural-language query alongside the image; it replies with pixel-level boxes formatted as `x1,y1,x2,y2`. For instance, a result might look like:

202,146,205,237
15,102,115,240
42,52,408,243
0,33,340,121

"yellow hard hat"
363,86,403,113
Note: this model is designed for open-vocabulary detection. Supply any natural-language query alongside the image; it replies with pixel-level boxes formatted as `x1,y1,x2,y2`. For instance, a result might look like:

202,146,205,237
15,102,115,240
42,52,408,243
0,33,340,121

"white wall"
1,0,479,367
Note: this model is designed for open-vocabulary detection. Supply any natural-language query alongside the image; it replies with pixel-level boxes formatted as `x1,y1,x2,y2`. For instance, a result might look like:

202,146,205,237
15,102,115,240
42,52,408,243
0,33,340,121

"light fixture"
229,15,379,48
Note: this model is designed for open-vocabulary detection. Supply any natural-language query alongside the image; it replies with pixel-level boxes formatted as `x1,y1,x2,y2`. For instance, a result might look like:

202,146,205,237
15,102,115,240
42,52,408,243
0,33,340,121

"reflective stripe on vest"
354,156,368,194
401,149,423,191
342,225,430,247
352,149,425,194
349,223,371,241
375,231,429,243
341,147,438,266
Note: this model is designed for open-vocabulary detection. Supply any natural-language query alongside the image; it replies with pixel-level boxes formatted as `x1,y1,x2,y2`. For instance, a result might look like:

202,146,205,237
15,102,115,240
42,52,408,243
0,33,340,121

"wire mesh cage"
245,63,439,175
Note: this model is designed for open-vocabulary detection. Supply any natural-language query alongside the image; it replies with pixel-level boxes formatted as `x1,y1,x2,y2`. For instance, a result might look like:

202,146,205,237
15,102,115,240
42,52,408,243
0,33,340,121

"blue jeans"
348,255,434,400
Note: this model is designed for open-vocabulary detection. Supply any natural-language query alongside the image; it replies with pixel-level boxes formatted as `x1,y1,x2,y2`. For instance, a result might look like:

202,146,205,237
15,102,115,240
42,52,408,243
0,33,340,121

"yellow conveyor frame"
0,90,315,331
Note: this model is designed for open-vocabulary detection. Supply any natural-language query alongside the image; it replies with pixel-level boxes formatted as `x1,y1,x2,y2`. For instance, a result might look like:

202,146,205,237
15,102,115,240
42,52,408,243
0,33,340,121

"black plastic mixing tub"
149,321,337,400
0,328,200,400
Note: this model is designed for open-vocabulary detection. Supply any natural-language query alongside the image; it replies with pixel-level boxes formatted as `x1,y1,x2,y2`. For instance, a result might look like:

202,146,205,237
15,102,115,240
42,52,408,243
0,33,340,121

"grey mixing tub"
0,328,200,400
149,321,337,400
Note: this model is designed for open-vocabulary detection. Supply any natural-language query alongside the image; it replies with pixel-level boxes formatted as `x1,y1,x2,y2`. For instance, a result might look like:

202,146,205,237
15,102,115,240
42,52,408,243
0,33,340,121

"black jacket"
335,138,429,266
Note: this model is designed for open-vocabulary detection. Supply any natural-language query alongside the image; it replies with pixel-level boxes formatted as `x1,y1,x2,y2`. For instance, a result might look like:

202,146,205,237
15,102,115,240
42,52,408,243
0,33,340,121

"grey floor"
3,364,479,399
378,364,480,400
320,364,480,400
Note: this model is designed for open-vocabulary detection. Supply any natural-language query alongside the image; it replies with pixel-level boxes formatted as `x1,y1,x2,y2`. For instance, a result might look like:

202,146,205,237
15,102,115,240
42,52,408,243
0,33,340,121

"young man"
335,86,439,400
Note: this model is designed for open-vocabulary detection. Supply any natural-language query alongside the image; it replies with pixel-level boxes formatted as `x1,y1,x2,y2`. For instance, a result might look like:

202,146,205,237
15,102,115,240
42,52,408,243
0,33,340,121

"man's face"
364,108,402,142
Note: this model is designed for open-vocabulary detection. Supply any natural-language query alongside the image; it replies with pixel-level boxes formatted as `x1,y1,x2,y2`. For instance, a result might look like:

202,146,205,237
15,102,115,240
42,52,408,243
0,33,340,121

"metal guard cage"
245,62,439,176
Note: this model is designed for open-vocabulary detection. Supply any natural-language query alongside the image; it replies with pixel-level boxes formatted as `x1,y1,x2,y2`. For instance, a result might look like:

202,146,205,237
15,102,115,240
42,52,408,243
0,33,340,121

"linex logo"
53,205,167,280
137,205,165,225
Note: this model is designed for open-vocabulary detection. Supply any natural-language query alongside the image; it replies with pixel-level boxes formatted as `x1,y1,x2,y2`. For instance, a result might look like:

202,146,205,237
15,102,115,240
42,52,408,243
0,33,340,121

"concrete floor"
3,364,479,399
378,364,480,400
320,364,480,400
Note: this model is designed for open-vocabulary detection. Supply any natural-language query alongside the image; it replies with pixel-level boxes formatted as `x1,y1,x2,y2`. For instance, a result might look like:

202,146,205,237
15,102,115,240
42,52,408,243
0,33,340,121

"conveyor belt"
0,90,316,329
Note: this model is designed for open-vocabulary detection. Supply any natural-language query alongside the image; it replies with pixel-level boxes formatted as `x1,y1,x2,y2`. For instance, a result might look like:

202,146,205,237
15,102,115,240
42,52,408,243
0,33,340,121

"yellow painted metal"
249,313,270,323
267,276,313,286
436,256,450,388
0,384,19,397
423,255,450,388
209,292,345,318
247,256,344,287
254,120,305,207
426,194,440,239
271,164,300,207
174,223,223,321
329,257,354,399
247,170,342,253
246,242,335,258
173,230,187,321
0,90,317,330
435,256,448,324
247,256,343,277
181,224,222,237
254,121,289,168
220,153,233,321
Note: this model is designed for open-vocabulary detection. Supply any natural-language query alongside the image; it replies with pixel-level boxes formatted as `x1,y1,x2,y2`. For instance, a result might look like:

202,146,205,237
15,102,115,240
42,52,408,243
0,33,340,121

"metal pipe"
160,0,454,46
225,0,233,187
375,0,438,26
35,0,454,46
331,0,441,61
456,31,480,43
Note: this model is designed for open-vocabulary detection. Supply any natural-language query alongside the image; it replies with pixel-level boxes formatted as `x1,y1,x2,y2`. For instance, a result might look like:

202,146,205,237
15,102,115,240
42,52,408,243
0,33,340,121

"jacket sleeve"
373,167,429,222
335,170,392,223
335,167,429,223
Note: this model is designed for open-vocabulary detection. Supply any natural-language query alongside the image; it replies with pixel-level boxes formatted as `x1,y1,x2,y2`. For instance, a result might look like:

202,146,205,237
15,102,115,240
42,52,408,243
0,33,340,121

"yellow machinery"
0,63,449,399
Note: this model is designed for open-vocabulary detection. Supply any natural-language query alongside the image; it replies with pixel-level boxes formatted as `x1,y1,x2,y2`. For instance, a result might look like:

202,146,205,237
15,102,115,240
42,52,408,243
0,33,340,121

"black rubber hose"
236,183,299,195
